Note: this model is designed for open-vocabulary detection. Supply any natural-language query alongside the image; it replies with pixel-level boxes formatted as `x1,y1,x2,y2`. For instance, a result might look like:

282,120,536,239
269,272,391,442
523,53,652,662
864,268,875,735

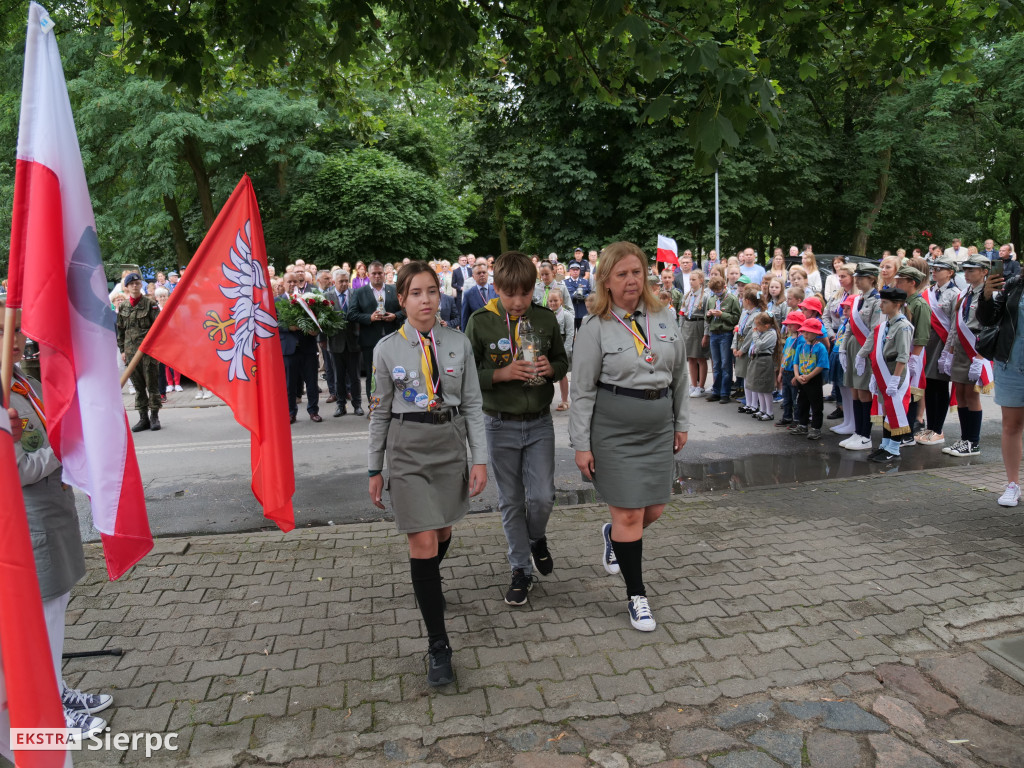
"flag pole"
120,349,144,387
1,307,16,409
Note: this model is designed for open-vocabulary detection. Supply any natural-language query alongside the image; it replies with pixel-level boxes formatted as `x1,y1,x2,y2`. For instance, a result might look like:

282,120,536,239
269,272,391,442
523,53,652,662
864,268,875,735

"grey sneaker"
806,428,822,440
62,686,113,715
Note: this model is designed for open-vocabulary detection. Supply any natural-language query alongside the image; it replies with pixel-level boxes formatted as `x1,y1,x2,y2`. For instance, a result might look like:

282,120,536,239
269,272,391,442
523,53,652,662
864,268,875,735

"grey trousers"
485,412,556,575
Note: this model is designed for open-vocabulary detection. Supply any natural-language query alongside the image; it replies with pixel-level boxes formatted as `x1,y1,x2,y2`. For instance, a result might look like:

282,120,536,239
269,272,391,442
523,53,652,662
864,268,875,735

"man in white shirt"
738,247,765,284
944,238,969,264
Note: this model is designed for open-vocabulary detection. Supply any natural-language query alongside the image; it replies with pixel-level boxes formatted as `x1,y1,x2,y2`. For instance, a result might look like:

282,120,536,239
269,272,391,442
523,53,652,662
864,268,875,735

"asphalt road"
80,381,1004,541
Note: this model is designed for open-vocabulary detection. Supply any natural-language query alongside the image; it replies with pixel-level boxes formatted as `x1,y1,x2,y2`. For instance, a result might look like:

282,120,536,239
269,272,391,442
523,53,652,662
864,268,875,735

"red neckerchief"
129,296,140,307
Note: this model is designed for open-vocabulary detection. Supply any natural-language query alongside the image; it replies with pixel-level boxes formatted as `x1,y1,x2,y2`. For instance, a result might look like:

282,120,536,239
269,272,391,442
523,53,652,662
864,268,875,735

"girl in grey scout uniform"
840,263,882,451
745,312,781,420
366,262,488,688
2,304,112,737
680,270,710,397
917,257,961,447
735,285,765,414
570,241,689,633
938,255,992,457
857,286,913,463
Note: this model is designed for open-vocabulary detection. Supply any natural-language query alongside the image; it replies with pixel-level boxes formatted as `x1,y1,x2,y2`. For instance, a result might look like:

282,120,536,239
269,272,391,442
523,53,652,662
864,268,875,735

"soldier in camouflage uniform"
117,273,162,432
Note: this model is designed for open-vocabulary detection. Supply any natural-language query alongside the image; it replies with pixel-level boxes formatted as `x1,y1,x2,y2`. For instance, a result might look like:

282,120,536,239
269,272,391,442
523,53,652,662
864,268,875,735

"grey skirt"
591,387,674,507
682,318,709,358
950,344,972,384
745,354,776,393
843,333,871,390
385,414,469,533
924,334,950,381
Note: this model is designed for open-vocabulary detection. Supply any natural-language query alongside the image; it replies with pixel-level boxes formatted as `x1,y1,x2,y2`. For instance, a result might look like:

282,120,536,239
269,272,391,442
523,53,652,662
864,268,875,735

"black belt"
483,409,548,421
598,382,670,400
686,317,705,322
399,407,461,425
750,352,773,357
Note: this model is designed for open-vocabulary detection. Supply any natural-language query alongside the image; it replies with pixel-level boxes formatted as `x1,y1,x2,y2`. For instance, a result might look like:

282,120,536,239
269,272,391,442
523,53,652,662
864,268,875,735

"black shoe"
289,414,297,424
868,450,900,463
310,413,323,423
718,396,732,404
149,409,161,431
131,413,150,432
866,448,885,460
827,408,843,420
353,406,365,416
776,418,793,427
333,405,346,417
738,405,753,413
899,434,917,447
705,394,721,402
426,639,454,687
531,538,553,576
504,568,535,606
789,424,808,436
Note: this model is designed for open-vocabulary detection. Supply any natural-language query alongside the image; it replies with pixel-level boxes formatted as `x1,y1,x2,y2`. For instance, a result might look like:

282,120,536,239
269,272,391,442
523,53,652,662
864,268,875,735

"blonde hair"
591,241,663,319
801,253,819,273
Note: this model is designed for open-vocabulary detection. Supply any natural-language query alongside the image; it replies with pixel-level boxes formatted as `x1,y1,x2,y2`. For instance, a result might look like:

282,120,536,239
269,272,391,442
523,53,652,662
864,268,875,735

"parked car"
784,254,877,281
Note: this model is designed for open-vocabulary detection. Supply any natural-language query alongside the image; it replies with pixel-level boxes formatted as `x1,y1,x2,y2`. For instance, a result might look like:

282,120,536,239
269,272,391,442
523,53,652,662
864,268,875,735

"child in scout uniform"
790,317,830,439
745,311,781,420
1,304,112,738
680,270,710,396
894,263,932,443
546,290,575,410
703,276,742,403
857,286,914,463
840,263,882,451
464,251,569,606
938,254,992,457
916,257,961,447
116,272,162,432
366,262,489,687
734,285,765,413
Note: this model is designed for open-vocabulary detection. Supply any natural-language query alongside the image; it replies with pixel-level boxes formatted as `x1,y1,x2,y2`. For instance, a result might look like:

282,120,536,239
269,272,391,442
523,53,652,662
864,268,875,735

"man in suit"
278,271,322,424
944,238,970,264
348,260,404,406
461,259,496,330
325,269,364,416
450,254,473,311
563,262,591,330
439,291,460,330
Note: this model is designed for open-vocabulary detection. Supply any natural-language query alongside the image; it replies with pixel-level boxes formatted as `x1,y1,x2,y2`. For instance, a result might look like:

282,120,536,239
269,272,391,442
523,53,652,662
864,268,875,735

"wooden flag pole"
1,306,17,410
120,349,145,388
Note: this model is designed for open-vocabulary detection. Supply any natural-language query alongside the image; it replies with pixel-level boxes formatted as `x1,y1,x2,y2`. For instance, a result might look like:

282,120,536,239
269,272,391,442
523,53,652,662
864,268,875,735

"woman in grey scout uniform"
1,303,112,738
840,263,882,451
857,287,913,463
367,262,488,688
917,257,961,447
570,241,689,633
680,270,710,396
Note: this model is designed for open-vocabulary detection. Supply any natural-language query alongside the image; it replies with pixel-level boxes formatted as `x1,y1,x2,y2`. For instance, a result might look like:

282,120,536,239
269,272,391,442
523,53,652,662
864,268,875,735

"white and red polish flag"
656,235,680,265
6,3,152,580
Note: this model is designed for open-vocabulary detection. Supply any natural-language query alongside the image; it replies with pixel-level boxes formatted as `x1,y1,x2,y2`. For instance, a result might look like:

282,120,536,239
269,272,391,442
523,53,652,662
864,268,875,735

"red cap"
782,311,806,326
799,318,825,336
798,296,823,314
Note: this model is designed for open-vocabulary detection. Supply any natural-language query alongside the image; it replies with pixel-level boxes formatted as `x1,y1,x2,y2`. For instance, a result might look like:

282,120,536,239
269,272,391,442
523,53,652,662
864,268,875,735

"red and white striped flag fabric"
6,2,152,580
0,408,69,768
656,235,680,265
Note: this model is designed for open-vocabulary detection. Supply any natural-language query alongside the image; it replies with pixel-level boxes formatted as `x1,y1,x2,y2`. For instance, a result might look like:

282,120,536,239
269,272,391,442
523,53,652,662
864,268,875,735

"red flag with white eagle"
139,176,296,531
656,235,680,265
6,2,152,580
0,408,69,768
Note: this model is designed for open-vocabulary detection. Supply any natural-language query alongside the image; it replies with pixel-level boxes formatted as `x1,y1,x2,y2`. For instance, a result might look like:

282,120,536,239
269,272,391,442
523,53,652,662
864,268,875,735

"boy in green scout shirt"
465,251,569,606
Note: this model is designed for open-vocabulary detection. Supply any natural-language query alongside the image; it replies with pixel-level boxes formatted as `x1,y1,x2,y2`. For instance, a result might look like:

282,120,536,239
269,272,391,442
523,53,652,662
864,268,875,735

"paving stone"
747,728,802,768
648,761,705,768
875,664,958,717
434,735,485,759
709,750,783,768
920,653,1024,726
570,716,630,743
842,673,882,693
806,732,862,768
589,749,629,768
382,739,429,762
499,727,549,752
868,734,942,768
511,755,587,768
650,707,704,731
872,696,927,735
913,736,981,768
779,701,825,720
948,713,1024,768
668,728,741,757
628,742,668,766
715,700,776,729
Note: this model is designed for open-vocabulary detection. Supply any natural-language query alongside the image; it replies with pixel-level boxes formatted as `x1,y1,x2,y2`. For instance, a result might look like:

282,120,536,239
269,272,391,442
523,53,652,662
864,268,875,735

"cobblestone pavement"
61,465,1024,768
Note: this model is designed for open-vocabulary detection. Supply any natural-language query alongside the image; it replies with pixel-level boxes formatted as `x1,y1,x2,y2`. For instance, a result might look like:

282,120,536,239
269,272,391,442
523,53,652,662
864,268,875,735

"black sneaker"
789,424,808,436
718,396,732,404
530,538,553,576
827,408,843,420
899,434,917,447
705,393,721,402
426,639,454,687
504,568,535,606
868,449,900,463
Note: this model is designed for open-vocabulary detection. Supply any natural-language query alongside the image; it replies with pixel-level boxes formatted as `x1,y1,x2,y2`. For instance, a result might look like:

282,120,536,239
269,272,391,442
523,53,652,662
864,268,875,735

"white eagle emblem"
213,221,276,381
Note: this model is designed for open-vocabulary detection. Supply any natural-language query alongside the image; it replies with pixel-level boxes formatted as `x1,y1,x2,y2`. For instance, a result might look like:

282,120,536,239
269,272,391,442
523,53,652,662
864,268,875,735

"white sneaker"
174,385,183,392
202,391,213,399
127,384,136,394
838,435,856,448
194,392,204,400
628,595,656,631
844,436,873,451
998,482,1021,507
689,386,701,398
831,424,855,435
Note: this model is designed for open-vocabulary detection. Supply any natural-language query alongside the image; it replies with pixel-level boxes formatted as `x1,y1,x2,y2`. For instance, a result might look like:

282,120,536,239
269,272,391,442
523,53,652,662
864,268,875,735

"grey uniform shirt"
533,280,574,314
858,313,912,375
929,281,961,332
732,308,756,354
569,301,690,451
943,285,982,357
750,328,778,355
680,288,709,322
368,321,488,471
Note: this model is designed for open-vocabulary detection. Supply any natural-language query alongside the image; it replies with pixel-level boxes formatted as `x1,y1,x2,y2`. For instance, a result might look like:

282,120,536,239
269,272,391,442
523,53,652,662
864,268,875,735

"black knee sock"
924,379,950,432
964,409,983,444
409,557,447,645
436,535,451,566
860,400,874,438
610,538,645,599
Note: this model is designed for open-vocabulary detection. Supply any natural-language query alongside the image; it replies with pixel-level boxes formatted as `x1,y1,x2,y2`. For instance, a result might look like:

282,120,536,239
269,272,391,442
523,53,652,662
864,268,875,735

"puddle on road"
672,449,984,495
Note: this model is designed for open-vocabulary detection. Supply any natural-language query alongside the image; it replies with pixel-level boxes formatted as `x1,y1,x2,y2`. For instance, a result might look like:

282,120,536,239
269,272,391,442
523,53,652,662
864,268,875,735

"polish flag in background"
0,409,69,768
5,2,152,580
656,235,680,265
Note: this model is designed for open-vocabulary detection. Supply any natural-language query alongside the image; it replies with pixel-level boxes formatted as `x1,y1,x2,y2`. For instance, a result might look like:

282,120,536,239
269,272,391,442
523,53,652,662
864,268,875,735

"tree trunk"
1011,205,1021,256
182,135,216,231
163,194,192,268
851,146,892,257
495,196,509,254
277,160,288,197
